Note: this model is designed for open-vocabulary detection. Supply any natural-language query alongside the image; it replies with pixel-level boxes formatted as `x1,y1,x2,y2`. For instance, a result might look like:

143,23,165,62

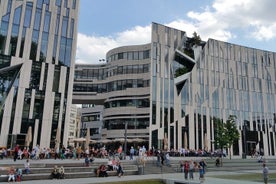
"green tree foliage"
224,115,240,159
183,32,202,59
174,67,189,78
190,32,201,46
214,115,240,160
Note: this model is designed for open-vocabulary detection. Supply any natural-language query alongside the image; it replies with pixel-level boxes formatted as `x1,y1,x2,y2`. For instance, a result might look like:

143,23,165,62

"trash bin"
242,153,246,159
138,166,144,175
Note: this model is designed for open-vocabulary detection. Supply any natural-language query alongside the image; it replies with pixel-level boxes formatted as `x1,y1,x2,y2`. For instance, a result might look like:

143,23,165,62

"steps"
0,160,139,182
1,157,275,182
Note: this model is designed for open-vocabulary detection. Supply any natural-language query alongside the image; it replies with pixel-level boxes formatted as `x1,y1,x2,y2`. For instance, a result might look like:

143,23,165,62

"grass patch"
211,172,276,183
102,179,165,184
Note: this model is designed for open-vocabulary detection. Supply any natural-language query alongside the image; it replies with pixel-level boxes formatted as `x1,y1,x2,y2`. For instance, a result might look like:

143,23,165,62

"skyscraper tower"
0,0,79,149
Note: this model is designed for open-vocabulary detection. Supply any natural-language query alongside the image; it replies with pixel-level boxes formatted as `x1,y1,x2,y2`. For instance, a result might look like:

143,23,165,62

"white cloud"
76,0,276,64
187,0,276,41
251,23,276,41
76,26,151,64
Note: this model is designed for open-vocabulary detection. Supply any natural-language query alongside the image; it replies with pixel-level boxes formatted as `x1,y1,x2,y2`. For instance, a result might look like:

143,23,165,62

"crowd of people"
179,159,207,182
0,144,270,183
0,144,230,162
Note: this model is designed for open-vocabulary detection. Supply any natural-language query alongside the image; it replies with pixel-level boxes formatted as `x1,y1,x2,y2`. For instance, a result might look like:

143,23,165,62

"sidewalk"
14,172,264,184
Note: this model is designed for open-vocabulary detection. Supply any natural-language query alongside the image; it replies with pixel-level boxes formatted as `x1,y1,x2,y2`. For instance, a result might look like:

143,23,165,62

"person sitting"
107,158,113,171
97,164,108,177
15,168,22,182
112,158,119,170
117,162,124,177
24,159,30,174
8,166,16,182
84,155,90,167
51,165,59,179
58,166,65,179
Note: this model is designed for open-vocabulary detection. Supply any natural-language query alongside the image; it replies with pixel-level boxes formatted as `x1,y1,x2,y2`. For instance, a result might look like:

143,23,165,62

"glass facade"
172,38,276,156
0,0,79,149
147,23,276,156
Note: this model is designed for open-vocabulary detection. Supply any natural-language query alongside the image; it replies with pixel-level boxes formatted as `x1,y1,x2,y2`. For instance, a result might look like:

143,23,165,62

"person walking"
165,152,171,166
129,146,134,160
184,160,189,180
156,151,161,167
263,163,269,184
14,144,19,162
199,159,207,175
188,160,195,180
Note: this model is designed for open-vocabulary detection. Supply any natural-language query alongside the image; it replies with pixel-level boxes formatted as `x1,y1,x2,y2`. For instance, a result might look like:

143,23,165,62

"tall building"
74,44,151,143
0,0,79,149
73,23,276,156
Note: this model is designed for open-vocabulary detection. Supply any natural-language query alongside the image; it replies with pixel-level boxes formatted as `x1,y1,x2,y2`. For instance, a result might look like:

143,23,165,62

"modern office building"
73,44,151,143
0,0,79,149
73,23,276,156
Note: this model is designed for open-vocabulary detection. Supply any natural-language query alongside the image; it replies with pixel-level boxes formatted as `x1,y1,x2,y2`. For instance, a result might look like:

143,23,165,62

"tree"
224,115,240,159
214,115,240,164
183,31,202,59
190,32,202,46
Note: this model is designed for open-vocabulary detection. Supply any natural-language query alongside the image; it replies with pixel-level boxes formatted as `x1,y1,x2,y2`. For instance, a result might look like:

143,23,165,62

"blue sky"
77,0,276,64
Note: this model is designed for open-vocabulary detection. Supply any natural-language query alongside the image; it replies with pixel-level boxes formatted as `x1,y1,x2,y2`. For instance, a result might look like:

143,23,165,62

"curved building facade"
73,22,276,157
74,44,151,141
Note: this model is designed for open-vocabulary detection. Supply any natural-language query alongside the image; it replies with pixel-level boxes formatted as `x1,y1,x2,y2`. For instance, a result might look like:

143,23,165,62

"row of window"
108,50,150,62
104,99,150,108
73,79,150,93
75,64,150,80
104,119,149,130
82,114,100,122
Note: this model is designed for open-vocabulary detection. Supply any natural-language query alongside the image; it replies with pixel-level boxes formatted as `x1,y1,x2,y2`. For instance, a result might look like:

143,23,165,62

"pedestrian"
165,152,171,166
199,159,207,174
14,144,19,162
263,163,269,184
198,165,205,183
72,147,77,160
188,160,195,179
184,160,189,180
156,151,161,167
54,147,59,160
77,146,82,160
130,146,134,160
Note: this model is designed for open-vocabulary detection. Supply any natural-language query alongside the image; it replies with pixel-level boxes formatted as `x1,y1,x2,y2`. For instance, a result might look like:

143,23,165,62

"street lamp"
242,121,247,159
124,122,128,160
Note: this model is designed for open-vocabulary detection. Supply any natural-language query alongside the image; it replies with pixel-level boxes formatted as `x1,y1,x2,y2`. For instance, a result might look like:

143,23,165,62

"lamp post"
242,122,247,159
124,122,128,160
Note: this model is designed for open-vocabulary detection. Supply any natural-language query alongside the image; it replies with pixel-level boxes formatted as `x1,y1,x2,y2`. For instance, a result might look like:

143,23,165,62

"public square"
1,155,275,184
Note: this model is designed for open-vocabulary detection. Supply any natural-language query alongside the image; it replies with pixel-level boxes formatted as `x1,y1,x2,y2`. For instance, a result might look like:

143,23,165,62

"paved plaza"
0,157,273,184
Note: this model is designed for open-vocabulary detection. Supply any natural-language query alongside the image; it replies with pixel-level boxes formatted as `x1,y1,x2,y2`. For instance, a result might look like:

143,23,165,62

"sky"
77,0,276,64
